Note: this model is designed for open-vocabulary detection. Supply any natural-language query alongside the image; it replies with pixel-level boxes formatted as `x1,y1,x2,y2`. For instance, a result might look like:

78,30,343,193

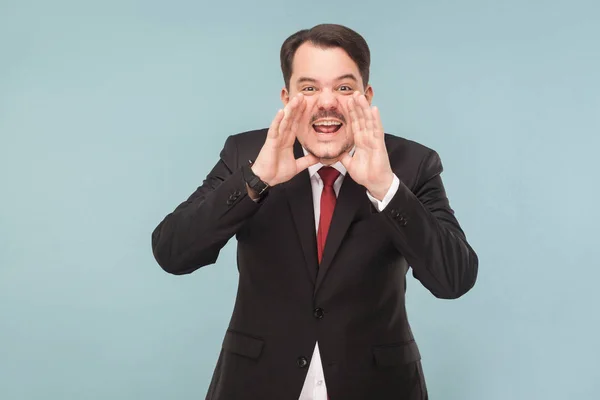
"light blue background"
1,0,599,399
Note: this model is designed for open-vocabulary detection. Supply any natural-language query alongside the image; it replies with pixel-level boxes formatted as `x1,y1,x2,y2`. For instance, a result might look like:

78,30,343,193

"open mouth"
312,120,343,134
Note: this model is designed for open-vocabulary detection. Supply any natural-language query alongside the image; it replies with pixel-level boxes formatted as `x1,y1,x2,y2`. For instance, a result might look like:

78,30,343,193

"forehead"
291,42,361,84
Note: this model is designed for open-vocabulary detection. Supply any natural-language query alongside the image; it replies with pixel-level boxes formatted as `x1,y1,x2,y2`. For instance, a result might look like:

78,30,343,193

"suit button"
390,208,408,226
313,308,324,319
227,192,240,205
297,356,308,368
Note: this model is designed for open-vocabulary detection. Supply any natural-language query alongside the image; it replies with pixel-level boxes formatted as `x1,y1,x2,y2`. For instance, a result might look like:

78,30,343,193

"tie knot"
318,166,341,188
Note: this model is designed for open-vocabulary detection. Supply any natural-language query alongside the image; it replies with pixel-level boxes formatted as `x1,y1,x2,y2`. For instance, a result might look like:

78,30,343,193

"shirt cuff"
366,174,400,212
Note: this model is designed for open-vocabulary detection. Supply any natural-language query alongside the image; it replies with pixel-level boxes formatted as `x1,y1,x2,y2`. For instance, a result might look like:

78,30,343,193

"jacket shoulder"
384,133,442,189
226,128,268,163
229,128,268,146
384,133,436,157
384,133,439,167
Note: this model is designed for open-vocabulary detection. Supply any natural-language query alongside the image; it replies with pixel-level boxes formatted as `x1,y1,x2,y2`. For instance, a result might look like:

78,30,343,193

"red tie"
317,167,341,264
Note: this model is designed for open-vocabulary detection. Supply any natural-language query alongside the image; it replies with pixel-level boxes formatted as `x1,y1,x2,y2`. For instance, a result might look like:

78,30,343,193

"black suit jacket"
151,129,478,400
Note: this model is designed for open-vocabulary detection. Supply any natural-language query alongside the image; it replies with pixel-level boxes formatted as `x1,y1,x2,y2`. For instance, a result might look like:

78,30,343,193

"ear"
281,87,290,106
364,85,374,105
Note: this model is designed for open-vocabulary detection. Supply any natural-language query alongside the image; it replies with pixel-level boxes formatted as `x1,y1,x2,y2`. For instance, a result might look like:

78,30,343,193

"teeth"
314,120,341,126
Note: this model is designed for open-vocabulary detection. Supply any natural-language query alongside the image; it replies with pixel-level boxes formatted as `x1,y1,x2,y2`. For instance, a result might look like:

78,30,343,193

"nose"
316,88,338,110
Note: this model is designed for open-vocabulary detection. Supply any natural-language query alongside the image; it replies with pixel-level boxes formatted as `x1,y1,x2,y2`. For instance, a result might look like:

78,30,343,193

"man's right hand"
250,93,318,189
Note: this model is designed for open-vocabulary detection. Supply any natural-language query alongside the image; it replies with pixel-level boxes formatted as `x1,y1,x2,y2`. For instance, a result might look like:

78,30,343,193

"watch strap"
242,162,269,196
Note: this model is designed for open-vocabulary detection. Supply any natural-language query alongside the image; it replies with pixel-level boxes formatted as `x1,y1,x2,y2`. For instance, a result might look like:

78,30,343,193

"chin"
305,142,352,163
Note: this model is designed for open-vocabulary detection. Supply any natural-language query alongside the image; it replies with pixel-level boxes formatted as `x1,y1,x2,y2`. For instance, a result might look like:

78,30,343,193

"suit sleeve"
151,135,261,275
382,150,478,299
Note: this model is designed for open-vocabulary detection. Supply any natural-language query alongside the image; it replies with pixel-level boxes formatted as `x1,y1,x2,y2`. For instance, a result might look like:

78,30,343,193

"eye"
338,85,353,92
302,86,316,92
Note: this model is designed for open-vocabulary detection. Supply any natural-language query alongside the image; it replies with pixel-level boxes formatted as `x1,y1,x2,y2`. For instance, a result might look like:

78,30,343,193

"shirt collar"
302,146,356,178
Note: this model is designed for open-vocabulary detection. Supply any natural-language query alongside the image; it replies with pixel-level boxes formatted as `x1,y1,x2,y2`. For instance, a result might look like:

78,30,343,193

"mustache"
310,110,346,125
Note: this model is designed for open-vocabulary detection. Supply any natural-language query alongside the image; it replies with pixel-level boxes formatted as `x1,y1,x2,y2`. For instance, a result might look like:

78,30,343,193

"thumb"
340,151,353,169
296,153,319,172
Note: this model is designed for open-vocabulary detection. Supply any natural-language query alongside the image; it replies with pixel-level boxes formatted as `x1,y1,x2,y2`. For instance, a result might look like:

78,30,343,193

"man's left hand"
341,91,394,201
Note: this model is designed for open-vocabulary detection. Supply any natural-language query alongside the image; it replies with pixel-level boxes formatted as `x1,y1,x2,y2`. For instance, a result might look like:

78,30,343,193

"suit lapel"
283,141,319,285
283,140,369,292
315,173,364,294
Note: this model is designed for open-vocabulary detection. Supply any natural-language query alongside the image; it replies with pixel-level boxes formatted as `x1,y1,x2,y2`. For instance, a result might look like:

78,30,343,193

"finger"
371,106,384,140
283,93,304,133
340,151,353,169
268,109,285,139
358,95,375,138
289,94,306,141
295,153,319,172
353,91,367,135
347,95,362,143
278,96,298,138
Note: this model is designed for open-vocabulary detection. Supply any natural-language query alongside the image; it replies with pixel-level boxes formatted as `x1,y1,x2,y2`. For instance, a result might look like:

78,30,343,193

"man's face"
281,42,373,165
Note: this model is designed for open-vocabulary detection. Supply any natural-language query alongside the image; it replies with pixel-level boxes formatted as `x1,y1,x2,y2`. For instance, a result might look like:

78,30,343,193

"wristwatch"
242,161,270,199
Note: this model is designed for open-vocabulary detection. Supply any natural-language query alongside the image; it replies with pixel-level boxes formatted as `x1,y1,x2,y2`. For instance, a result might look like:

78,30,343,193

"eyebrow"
296,74,358,85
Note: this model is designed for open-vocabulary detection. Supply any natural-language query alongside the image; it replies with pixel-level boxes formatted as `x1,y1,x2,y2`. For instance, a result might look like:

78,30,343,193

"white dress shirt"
298,150,400,400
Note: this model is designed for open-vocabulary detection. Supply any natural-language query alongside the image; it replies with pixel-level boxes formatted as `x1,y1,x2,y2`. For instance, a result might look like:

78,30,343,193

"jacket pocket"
223,329,265,360
372,340,421,367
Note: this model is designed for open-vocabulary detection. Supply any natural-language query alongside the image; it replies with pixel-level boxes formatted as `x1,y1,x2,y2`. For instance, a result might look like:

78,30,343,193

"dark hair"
280,24,371,90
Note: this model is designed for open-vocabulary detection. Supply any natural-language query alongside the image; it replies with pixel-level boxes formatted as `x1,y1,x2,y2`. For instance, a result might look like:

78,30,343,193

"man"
151,24,478,400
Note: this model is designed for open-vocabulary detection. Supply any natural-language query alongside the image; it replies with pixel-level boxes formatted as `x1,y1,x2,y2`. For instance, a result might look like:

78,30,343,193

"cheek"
304,98,318,115
338,97,349,109
299,100,317,126
339,100,350,117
